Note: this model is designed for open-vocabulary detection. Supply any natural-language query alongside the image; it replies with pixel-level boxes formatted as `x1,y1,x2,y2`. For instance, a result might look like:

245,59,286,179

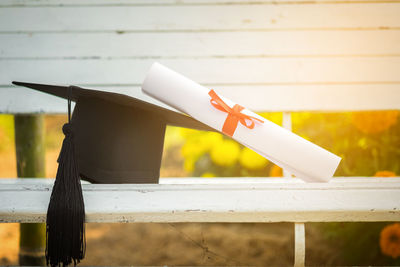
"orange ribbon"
208,89,264,137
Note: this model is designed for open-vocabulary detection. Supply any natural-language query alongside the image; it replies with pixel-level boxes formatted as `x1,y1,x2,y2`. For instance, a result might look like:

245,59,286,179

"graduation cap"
12,81,212,267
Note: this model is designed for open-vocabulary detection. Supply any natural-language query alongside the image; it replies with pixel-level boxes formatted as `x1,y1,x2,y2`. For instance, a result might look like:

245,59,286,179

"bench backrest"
0,0,399,114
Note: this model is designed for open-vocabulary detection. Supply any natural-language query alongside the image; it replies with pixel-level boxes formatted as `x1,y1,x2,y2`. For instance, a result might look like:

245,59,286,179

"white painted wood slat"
2,83,399,114
2,58,400,85
2,31,400,58
0,86,172,114
1,178,400,223
2,0,399,6
1,4,399,32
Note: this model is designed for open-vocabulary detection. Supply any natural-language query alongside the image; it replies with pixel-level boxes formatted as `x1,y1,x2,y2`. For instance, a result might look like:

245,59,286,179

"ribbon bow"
208,89,264,137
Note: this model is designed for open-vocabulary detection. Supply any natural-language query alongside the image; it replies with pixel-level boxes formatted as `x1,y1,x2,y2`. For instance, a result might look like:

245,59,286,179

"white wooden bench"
1,177,400,266
1,0,400,266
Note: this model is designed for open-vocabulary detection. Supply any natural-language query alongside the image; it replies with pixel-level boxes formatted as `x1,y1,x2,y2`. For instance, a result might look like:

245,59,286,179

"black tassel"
46,88,86,267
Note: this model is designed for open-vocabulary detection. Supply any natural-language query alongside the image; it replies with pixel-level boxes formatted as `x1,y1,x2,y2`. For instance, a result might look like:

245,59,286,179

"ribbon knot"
208,89,263,137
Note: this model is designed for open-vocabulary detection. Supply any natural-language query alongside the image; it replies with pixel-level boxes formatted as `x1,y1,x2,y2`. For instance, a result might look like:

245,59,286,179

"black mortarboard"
13,81,211,183
12,81,212,267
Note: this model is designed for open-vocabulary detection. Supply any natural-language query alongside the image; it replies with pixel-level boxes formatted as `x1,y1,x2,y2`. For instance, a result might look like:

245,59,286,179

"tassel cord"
46,87,86,267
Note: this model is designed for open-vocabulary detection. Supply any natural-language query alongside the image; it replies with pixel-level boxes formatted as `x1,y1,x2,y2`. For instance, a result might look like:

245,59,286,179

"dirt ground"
0,222,339,266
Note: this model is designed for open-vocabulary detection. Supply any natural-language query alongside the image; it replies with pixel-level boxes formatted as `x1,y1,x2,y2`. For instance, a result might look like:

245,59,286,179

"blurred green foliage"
317,222,400,265
292,111,400,176
0,115,15,152
178,111,400,178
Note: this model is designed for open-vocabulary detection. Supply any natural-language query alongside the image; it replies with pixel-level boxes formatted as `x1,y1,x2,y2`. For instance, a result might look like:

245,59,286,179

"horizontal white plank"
5,177,400,185
215,84,400,111
4,177,400,185
2,0,399,6
2,58,400,85
2,31,400,58
0,86,176,114
1,83,399,113
1,178,399,223
1,4,399,32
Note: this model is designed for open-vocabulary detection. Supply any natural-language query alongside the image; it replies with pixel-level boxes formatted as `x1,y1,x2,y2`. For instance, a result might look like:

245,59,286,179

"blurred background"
0,0,400,266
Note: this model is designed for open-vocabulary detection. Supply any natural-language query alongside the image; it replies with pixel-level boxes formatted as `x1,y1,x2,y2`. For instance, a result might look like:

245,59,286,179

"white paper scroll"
142,62,341,182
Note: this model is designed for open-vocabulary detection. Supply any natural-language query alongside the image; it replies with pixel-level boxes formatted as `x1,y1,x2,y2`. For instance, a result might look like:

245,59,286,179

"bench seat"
1,177,399,224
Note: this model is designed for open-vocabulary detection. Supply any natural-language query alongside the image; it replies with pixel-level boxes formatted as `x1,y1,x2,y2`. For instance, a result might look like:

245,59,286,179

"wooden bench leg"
294,222,305,267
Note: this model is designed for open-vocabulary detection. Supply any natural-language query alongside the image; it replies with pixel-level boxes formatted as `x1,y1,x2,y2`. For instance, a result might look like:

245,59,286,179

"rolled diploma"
142,62,341,182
